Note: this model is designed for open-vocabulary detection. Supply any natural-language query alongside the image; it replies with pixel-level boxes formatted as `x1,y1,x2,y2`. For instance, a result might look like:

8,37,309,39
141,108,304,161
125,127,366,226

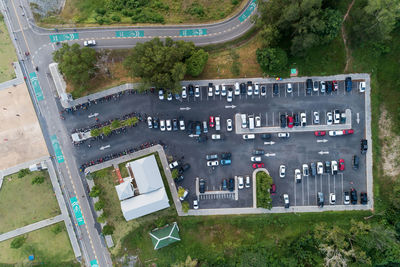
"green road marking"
70,197,85,226
50,135,64,163
115,30,144,38
29,72,44,101
238,0,257,22
179,29,207,37
49,33,79,43
90,259,99,267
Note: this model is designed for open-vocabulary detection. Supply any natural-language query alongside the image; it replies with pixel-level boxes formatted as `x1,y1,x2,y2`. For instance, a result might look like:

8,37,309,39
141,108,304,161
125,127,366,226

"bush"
94,200,105,211
103,126,112,136
89,185,101,198
18,168,30,178
102,224,115,235
256,47,288,74
186,49,209,77
186,3,205,18
171,169,179,179
95,8,107,16
97,213,106,224
111,15,121,22
111,120,120,129
256,171,273,209
91,128,101,137
31,176,45,185
178,187,186,198
182,201,189,213
231,0,239,5
10,236,26,249
51,224,62,234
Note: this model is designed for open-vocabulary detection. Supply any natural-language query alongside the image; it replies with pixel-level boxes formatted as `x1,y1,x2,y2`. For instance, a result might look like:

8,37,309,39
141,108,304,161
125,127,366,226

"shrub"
182,201,189,213
10,236,26,249
231,0,239,5
31,176,45,185
91,128,101,137
95,200,105,211
186,3,205,18
95,8,107,16
111,120,120,129
256,171,273,209
171,169,179,179
18,168,30,178
256,47,288,74
97,213,106,224
51,224,62,234
102,224,115,235
103,126,112,136
89,185,101,198
186,49,209,77
111,15,121,22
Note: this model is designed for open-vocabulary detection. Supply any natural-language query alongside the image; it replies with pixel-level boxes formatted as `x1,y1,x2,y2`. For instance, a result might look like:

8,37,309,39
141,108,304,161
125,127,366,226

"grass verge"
0,170,60,234
0,17,18,83
0,222,78,266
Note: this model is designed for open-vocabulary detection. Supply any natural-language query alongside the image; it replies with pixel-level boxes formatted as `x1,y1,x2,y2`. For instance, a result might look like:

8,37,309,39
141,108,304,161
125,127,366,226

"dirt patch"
342,0,355,73
379,107,400,178
0,83,48,170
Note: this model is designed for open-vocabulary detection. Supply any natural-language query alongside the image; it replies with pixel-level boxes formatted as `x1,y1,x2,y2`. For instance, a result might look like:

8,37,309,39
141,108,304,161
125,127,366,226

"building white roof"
115,180,134,201
120,187,169,221
127,154,163,194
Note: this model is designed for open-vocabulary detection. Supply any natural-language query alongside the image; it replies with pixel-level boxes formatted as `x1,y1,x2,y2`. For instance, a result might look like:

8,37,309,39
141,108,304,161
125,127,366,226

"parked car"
327,112,333,125
193,199,199,209
343,129,354,135
287,116,294,128
238,176,244,189
179,189,188,201
351,188,357,204
320,81,326,93
221,84,227,96
199,179,206,194
318,192,324,207
253,149,265,155
329,130,343,136
331,160,338,175
227,88,233,102
215,116,221,131
252,163,265,169
228,178,235,192
208,85,213,97
222,179,228,190
332,80,338,91
284,194,290,208
179,117,185,131
206,154,218,160
245,176,251,188
310,162,317,176
169,161,179,169
255,116,261,127
147,116,153,128
326,81,333,93
334,109,341,124
188,84,194,96
273,83,279,95
211,134,224,140
160,120,166,131
254,83,260,95
361,139,368,154
302,164,309,176
345,77,352,92
215,84,220,95
261,85,267,96
320,81,326,92
226,119,233,132
278,132,290,138
344,191,350,205
207,160,219,167
317,162,324,175
280,114,287,128
294,113,300,126
360,192,368,204
153,117,159,129
315,131,326,136
313,81,320,92
251,156,262,162
195,85,200,97
313,111,320,124
306,79,313,94
339,159,345,171
243,134,256,140
235,82,240,95
179,164,190,174
324,161,331,173
84,40,96,47
295,169,302,183
174,175,184,183
167,92,173,101
300,112,307,126
209,116,215,128
182,86,187,98
221,152,231,159
329,193,336,205
287,83,292,94
158,89,164,100
247,84,253,96
220,159,231,166
172,119,178,131
359,81,366,92
195,122,201,135
166,119,172,131
240,83,246,95
279,165,286,178
261,133,272,140
352,155,359,170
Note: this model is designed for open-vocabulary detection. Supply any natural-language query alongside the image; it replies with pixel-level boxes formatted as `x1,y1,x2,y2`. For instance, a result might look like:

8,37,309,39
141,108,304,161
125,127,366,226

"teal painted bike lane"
29,72,44,101
50,135,64,163
70,197,85,226
115,30,144,37
179,29,207,37
239,0,257,22
49,33,79,43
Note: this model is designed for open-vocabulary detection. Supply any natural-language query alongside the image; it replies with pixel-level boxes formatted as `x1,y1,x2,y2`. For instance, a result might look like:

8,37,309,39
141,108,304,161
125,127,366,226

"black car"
253,149,264,155
326,81,333,94
153,117,159,129
228,178,235,192
197,134,208,142
179,163,191,174
221,152,231,159
186,120,194,134
261,86,266,95
273,83,279,95
324,161,331,174
361,139,368,154
172,119,178,131
174,175,184,183
317,192,324,207
351,188,358,204
360,192,368,204
345,77,352,92
199,179,206,194
222,179,228,191
294,113,300,126
261,133,272,140
280,114,287,128
240,83,246,95
188,84,194,96
352,155,359,169
310,162,317,176
306,79,312,95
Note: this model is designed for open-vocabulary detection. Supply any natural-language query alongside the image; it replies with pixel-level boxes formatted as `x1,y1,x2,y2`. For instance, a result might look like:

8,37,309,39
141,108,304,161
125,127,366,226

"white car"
215,116,221,131
195,85,200,97
211,134,223,140
208,86,213,97
255,116,261,127
160,120,166,131
182,86,187,99
193,200,199,209
284,194,290,208
250,156,262,162
317,162,324,175
331,160,338,175
302,164,309,176
179,189,188,201
295,169,301,183
334,110,341,124
207,160,219,167
227,89,233,102
344,192,350,205
84,40,96,47
245,176,251,188
242,134,255,140
300,112,307,126
234,82,240,95
226,119,233,132
166,119,172,131
215,85,220,95
158,89,164,100
313,111,320,124
279,165,286,178
326,112,333,125
167,92,173,101
278,132,290,138
179,119,185,131
329,130,343,136
169,161,179,169
320,81,326,92
359,81,366,92
221,85,227,96
147,116,152,128
287,83,292,93
247,85,253,96
238,176,244,189
329,193,336,205
254,83,259,95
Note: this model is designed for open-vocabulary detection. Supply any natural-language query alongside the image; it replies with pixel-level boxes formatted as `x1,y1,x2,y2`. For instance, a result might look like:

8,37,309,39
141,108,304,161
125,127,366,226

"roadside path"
342,0,356,72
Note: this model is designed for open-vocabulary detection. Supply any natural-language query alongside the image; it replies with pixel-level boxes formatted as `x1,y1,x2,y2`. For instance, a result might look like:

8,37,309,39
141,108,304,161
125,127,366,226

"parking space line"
333,174,336,193
341,173,344,202
297,84,300,97
302,178,305,205
272,112,274,126
265,112,268,126
315,175,318,205
294,178,297,207
328,174,331,194
320,175,323,192
307,176,309,205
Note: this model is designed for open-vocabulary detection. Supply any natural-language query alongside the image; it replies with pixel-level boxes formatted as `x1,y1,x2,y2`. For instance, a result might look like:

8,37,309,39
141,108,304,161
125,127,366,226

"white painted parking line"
297,84,300,97
294,178,297,207
302,177,305,205
320,174,323,192
306,176,309,205
328,174,331,194
265,112,268,126
340,173,344,202
272,112,275,126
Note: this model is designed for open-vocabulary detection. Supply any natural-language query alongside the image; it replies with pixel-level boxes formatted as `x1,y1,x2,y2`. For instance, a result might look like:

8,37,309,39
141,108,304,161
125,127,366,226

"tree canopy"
124,38,208,93
256,47,288,73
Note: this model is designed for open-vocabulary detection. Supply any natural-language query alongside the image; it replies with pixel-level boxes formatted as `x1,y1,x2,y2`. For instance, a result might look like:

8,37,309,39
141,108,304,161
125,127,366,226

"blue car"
222,179,228,190
345,77,352,92
195,123,201,135
220,159,231,166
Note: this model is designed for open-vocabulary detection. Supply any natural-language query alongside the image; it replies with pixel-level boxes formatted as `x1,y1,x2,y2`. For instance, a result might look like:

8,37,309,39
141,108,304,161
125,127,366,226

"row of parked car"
318,188,367,207
147,116,185,131
279,109,346,129
206,152,232,167
169,160,191,183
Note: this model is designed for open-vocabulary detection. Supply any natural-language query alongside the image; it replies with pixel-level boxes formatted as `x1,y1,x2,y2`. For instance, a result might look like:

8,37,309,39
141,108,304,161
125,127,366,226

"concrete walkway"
0,215,63,242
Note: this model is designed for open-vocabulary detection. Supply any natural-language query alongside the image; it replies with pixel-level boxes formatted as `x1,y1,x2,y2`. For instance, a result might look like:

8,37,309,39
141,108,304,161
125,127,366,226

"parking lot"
66,75,370,211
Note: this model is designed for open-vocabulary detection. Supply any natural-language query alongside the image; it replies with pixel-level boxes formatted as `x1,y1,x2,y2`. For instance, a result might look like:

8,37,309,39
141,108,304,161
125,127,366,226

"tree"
178,187,186,198
31,176,45,185
171,169,179,179
102,224,115,235
256,47,288,73
89,185,101,198
172,255,198,267
111,120,120,129
18,168,30,178
94,200,105,211
124,117,138,127
102,126,112,136
186,49,209,77
53,43,97,93
10,236,26,249
97,213,106,224
90,128,101,137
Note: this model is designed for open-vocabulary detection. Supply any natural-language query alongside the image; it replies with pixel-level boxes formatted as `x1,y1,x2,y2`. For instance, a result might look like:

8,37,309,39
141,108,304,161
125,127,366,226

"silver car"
313,111,320,124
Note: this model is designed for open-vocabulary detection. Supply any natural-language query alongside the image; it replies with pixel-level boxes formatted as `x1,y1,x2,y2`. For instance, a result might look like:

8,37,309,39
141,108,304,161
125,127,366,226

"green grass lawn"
0,222,79,266
0,170,61,234
0,17,17,83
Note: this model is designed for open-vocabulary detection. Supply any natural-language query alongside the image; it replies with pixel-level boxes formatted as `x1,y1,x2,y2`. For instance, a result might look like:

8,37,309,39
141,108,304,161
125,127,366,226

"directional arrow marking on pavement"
318,151,329,155
100,145,111,150
88,113,99,118
264,141,275,145
180,107,191,111
225,105,236,109
316,139,328,143
357,113,360,124
265,153,276,157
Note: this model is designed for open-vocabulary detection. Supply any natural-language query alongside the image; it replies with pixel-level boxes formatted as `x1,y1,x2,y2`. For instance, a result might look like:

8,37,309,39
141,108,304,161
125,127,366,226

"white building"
115,154,170,221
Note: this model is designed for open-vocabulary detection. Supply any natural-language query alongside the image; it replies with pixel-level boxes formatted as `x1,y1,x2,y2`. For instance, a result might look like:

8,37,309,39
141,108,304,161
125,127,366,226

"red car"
343,129,354,135
333,80,338,91
252,163,265,169
314,131,326,136
339,159,345,171
209,116,215,128
270,184,276,195
287,116,294,128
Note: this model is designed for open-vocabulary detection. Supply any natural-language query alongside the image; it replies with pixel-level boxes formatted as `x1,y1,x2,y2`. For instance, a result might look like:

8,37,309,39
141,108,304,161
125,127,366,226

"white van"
248,115,255,130
215,116,221,131
241,114,247,128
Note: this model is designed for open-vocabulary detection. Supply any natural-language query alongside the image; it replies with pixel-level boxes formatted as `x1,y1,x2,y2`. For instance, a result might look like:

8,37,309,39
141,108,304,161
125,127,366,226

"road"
0,0,257,266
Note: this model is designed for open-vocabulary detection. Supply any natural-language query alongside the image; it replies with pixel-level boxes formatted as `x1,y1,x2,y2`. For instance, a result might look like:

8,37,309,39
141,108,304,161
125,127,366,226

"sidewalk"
0,215,63,242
